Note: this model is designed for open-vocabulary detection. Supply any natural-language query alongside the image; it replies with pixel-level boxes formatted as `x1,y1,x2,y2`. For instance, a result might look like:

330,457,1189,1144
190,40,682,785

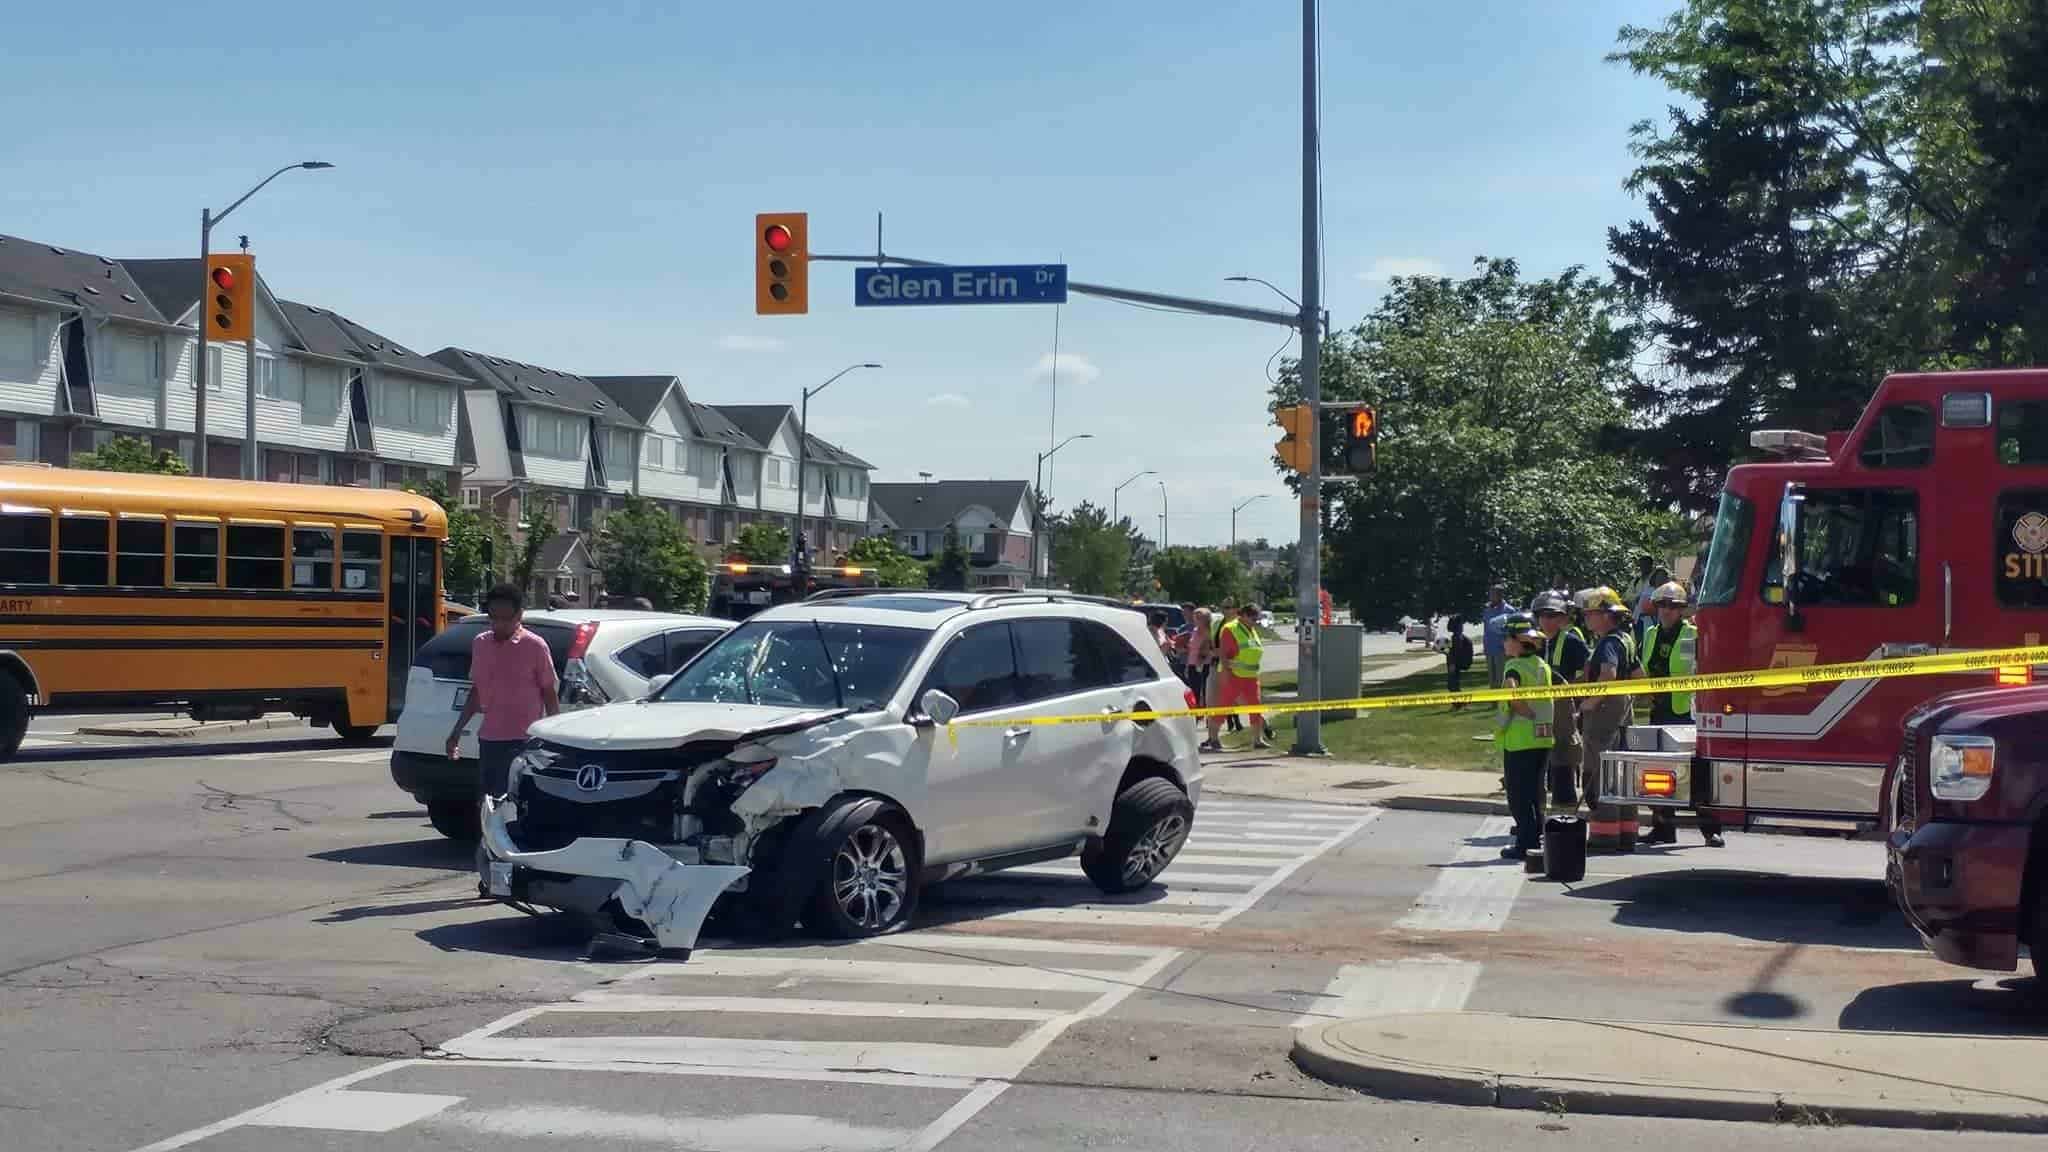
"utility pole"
1232,494,1268,549
1292,0,1328,755
240,233,258,480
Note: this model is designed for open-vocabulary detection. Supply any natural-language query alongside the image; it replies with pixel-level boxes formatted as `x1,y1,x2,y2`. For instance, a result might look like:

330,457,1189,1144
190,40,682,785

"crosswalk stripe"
1188,829,1328,843
1168,852,1301,868
442,1034,1037,1080
970,905,1215,926
1197,804,1361,821
564,993,1068,1022
996,864,1263,888
1395,815,1524,932
436,1103,914,1152
1293,956,1482,1027
642,955,1122,992
869,932,1162,960
936,881,1239,907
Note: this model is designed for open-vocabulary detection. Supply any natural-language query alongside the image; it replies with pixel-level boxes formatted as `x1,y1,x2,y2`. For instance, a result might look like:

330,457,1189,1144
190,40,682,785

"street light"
1033,433,1092,581
1231,494,1269,547
196,161,334,479
1158,480,1170,550
794,361,881,584
1111,469,1154,523
1227,275,1328,337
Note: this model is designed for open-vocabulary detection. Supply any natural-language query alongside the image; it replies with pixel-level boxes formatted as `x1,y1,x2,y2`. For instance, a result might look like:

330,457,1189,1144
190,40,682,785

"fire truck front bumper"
1888,819,2029,972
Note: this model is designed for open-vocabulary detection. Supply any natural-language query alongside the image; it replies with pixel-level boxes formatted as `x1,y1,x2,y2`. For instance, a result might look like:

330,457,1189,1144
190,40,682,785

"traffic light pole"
196,209,210,477
1291,0,1327,756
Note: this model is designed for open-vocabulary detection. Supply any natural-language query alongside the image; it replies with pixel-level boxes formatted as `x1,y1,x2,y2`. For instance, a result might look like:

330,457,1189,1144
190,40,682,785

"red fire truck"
1602,369,2048,838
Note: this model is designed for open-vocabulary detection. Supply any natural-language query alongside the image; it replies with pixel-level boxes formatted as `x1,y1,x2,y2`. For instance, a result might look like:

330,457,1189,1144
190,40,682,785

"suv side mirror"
920,689,959,726
1777,483,1806,615
645,673,674,698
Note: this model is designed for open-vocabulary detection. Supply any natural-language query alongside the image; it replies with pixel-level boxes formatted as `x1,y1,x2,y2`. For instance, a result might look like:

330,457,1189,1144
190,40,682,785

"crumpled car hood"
527,700,845,750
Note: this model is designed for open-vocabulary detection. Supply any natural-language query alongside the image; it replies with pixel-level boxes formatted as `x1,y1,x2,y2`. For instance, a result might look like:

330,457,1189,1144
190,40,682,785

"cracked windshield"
9,1,2048,1150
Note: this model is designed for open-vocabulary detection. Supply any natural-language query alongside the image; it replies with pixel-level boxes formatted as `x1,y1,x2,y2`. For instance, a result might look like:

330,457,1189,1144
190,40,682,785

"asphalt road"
5,729,2043,1152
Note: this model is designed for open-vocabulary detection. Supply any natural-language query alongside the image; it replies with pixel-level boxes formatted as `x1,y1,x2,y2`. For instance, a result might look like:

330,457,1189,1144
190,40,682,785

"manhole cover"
1333,779,1394,790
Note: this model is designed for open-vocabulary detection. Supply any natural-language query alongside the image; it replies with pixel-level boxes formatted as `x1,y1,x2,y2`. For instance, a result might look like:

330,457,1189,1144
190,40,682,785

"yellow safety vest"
1497,654,1556,751
1647,620,1697,715
1223,619,1263,678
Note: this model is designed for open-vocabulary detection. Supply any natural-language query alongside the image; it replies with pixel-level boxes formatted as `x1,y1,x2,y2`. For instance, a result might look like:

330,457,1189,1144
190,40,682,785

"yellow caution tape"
943,643,2048,735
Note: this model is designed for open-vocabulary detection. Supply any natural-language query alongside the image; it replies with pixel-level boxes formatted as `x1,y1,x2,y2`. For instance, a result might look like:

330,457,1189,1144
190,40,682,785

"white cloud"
1359,257,1445,282
1033,352,1101,385
926,392,969,409
717,331,787,352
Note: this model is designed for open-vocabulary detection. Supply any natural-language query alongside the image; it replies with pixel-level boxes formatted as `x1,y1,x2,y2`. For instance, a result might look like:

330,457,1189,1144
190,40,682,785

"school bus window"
173,520,220,585
57,513,110,586
226,523,285,590
341,529,380,592
292,525,336,590
115,515,167,587
0,509,50,585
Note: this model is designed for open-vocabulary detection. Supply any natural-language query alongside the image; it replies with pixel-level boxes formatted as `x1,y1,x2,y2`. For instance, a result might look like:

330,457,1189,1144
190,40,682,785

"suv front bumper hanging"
478,795,748,951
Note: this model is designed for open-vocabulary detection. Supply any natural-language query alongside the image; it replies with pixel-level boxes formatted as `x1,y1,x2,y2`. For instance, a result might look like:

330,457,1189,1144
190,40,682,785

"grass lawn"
1219,669,1502,772
1258,651,1439,694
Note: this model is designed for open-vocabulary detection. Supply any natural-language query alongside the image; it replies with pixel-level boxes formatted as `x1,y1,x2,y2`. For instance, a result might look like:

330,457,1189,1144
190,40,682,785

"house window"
520,409,579,459
967,532,986,551
645,437,664,468
195,345,225,391
301,363,342,425
0,307,37,373
254,354,281,399
105,331,157,393
607,428,635,477
461,487,480,508
334,457,371,487
380,377,451,435
690,442,719,484
0,418,39,463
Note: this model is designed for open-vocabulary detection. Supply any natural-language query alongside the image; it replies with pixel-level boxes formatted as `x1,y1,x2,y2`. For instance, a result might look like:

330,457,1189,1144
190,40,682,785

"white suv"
476,591,1204,951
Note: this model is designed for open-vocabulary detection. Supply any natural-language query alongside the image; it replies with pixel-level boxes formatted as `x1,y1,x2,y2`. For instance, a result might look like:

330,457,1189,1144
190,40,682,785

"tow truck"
1601,370,2048,850
707,561,879,621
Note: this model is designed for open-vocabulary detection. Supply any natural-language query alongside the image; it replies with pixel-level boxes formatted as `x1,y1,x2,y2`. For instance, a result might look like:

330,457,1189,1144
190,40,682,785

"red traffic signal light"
755,213,809,315
204,254,255,341
763,223,794,253
210,266,235,291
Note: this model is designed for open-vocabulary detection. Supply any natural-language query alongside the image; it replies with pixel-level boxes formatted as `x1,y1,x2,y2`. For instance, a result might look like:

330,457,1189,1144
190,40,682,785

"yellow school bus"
0,464,448,758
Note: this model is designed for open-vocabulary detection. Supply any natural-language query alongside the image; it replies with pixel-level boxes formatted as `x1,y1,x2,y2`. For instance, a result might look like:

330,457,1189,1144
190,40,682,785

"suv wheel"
428,793,481,842
806,808,917,938
1082,776,1193,894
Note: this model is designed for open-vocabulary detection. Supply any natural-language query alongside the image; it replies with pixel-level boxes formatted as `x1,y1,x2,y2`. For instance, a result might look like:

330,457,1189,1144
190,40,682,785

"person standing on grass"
1480,584,1517,694
1446,614,1474,710
448,583,560,799
1496,614,1556,859
1213,603,1271,750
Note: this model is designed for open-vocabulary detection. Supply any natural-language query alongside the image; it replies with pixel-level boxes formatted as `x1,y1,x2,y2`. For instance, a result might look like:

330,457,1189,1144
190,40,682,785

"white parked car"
390,609,732,840
1402,618,1435,645
476,591,1205,951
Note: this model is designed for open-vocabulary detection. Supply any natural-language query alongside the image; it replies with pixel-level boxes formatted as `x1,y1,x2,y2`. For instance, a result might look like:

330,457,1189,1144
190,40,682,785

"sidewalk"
1293,1011,2048,1133
1200,753,1505,815
69,712,303,738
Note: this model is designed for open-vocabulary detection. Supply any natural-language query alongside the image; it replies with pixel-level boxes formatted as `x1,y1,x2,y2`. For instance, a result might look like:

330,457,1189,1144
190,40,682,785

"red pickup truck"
1887,684,2048,973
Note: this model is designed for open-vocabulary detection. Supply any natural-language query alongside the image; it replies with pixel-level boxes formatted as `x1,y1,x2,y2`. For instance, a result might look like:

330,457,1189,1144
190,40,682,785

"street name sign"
854,264,1068,307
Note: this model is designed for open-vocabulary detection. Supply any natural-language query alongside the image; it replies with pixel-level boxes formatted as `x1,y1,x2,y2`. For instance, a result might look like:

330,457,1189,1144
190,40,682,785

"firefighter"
1577,586,1640,853
1531,590,1588,808
1496,613,1556,859
1643,581,1724,847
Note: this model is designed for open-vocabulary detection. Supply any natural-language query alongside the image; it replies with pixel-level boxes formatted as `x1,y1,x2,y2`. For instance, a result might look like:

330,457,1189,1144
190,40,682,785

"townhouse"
867,480,1036,590
0,230,883,605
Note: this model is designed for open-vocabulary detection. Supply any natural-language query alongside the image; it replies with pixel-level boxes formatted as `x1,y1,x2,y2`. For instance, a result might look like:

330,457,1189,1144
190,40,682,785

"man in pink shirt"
448,583,560,796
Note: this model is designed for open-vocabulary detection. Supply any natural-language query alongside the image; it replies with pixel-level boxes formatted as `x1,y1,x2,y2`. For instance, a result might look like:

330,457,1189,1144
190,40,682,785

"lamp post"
1158,481,1170,550
195,161,333,479
1111,469,1153,524
793,362,880,590
1231,494,1269,548
1033,433,1092,583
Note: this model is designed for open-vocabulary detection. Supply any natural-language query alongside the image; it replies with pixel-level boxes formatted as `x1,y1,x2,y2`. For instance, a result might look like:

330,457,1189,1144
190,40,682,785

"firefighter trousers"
1578,694,1636,851
1547,704,1581,808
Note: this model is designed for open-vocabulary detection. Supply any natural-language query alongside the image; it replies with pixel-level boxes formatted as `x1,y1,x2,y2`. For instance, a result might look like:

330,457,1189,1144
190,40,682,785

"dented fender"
479,796,747,951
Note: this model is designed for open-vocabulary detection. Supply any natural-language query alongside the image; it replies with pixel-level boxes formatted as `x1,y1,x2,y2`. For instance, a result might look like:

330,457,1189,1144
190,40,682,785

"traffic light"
1274,404,1313,472
755,212,809,315
1342,404,1378,473
205,254,254,342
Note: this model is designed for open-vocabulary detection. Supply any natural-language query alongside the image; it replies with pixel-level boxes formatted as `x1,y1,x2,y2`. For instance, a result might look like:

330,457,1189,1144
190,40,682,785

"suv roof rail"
802,586,932,602
965,589,1142,611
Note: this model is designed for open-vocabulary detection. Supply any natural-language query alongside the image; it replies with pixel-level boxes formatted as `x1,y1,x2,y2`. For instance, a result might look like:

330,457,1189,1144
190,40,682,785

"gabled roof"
282,300,462,381
711,404,794,450
805,433,874,470
588,376,677,426
536,531,589,574
690,403,760,450
119,257,202,322
869,480,1033,533
430,347,643,429
0,234,167,325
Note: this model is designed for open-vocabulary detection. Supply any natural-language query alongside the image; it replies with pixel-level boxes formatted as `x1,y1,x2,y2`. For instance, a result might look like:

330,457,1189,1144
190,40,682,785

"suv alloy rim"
832,823,909,929
1123,811,1189,886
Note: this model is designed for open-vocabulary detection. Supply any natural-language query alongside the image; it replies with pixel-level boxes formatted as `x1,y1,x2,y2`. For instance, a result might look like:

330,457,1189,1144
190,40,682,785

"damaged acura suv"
478,591,1204,952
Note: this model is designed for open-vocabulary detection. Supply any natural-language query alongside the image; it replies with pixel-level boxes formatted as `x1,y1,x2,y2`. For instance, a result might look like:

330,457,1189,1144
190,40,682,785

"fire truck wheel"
2028,826,2048,984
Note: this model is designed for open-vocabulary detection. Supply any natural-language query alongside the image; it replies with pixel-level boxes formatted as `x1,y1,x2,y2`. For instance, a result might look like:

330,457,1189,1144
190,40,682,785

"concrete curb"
1377,794,1510,816
72,714,302,739
1291,1016,2048,1134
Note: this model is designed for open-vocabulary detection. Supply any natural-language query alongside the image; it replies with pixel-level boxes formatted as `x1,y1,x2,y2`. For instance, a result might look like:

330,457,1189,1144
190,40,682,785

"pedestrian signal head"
1341,404,1378,474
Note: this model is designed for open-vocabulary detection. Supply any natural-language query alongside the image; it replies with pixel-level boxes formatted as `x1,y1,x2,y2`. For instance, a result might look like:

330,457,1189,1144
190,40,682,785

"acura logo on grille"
575,764,607,791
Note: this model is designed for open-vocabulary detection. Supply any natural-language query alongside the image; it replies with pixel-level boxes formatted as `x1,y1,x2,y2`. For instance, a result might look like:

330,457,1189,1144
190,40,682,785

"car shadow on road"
416,910,624,963
1563,868,1920,950
1838,975,2047,1035
311,836,474,872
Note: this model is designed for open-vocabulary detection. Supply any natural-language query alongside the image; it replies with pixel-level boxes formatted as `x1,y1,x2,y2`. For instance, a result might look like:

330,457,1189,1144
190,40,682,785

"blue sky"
8,0,1675,547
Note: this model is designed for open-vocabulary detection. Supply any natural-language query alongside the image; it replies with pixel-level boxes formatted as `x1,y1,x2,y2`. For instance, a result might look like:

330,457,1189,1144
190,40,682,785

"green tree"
512,494,556,596
1048,501,1132,595
1151,547,1251,606
847,535,928,588
733,521,791,566
594,495,709,612
1273,259,1682,628
72,435,187,475
929,523,970,591
406,477,500,605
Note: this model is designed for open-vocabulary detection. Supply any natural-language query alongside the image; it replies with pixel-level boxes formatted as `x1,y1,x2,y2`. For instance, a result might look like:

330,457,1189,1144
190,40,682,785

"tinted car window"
1082,620,1156,685
412,618,574,680
1012,618,1107,702
664,628,724,671
924,622,1017,714
616,634,669,679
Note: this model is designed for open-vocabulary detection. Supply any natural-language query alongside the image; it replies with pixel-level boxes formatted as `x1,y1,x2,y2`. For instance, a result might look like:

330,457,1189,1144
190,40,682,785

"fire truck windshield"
1695,491,1753,606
